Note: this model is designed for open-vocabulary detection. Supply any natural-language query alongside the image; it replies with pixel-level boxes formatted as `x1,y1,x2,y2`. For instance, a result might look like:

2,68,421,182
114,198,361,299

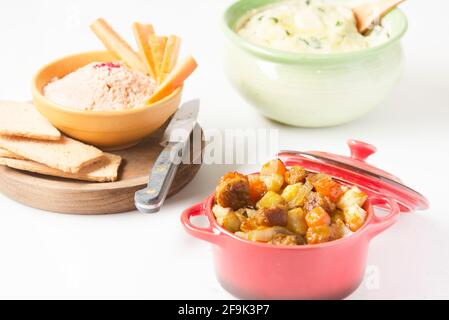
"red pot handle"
365,196,400,238
181,200,220,244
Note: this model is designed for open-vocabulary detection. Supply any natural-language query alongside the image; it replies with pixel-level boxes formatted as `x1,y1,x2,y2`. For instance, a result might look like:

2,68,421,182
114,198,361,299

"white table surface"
0,0,448,300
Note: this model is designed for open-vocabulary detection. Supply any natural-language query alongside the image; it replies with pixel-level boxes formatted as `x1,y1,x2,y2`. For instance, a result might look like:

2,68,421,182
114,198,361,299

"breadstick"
90,18,147,73
158,35,181,83
149,35,167,80
132,22,157,78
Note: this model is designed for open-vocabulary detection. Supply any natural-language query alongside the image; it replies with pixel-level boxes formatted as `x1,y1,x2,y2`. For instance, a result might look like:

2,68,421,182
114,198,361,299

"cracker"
0,153,122,182
0,101,61,140
0,135,104,173
0,147,25,160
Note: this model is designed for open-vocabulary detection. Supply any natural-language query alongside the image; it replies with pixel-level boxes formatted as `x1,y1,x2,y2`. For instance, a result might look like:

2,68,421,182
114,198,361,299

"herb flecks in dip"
237,0,391,54
44,62,156,111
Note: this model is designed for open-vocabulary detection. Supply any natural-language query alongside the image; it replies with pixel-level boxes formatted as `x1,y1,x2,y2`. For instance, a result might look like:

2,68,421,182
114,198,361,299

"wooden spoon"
353,0,405,34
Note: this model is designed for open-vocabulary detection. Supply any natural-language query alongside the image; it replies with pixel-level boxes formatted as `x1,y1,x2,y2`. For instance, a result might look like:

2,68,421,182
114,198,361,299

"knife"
134,99,200,213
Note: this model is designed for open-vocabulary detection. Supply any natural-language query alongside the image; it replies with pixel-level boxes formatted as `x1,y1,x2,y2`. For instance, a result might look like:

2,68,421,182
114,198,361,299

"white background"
0,0,448,299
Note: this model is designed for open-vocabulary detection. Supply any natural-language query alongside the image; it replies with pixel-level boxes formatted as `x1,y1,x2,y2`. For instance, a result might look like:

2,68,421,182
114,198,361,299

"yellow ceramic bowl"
32,51,182,150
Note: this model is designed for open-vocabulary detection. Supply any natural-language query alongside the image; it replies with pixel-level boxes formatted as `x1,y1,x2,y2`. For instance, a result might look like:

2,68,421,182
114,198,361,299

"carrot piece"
132,22,156,78
146,55,198,104
312,176,344,202
220,172,247,184
158,35,181,83
148,35,167,81
90,18,147,73
248,174,267,204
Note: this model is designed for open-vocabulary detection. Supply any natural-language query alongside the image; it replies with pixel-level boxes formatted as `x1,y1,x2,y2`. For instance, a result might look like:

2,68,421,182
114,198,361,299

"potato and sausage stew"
213,159,368,246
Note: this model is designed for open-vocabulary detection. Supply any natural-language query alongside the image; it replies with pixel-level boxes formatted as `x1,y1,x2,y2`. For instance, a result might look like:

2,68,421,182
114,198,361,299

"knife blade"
134,99,200,213
160,99,200,146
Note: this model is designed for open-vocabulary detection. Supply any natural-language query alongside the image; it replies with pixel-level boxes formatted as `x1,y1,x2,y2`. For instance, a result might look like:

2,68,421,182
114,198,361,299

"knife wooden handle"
134,142,184,213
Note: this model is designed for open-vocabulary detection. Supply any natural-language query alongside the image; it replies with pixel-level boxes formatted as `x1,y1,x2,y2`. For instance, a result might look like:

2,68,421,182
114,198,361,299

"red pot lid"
278,140,429,213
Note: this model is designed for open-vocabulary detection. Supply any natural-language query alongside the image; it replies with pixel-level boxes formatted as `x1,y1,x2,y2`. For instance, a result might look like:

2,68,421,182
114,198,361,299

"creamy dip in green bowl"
223,0,408,127
238,0,391,53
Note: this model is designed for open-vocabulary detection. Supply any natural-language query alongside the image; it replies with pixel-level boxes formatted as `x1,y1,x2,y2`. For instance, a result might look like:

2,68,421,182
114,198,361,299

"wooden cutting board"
0,125,203,214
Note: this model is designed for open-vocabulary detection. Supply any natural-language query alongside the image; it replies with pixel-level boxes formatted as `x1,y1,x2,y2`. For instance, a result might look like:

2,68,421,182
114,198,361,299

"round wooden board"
0,125,203,215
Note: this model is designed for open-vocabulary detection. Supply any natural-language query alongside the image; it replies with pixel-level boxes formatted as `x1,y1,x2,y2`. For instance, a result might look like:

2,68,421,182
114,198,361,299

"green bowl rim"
223,0,408,63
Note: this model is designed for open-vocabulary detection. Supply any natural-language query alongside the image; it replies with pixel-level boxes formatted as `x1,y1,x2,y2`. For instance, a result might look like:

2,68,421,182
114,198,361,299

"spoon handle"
375,0,405,16
354,0,405,33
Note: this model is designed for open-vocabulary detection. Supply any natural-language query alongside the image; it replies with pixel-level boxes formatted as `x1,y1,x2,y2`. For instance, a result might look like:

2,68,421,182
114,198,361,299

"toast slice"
0,101,61,140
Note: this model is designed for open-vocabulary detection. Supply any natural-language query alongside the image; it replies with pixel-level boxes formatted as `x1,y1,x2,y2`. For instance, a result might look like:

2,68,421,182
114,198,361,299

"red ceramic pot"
181,140,428,300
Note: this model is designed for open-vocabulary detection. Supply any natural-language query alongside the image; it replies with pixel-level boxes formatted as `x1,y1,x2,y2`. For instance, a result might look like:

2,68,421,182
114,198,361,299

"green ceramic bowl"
223,0,408,127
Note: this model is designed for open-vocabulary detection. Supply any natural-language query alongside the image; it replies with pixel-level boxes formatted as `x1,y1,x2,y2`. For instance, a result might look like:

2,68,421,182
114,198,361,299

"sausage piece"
285,166,307,185
215,172,250,210
304,191,336,213
255,205,288,227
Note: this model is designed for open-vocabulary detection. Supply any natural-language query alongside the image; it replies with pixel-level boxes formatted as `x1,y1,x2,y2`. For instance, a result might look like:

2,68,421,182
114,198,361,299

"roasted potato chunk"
286,208,308,235
215,172,250,210
236,207,257,218
255,205,288,227
247,226,291,243
260,173,284,193
343,205,367,232
213,206,242,233
235,231,249,240
337,186,368,210
221,211,242,233
281,182,313,208
305,206,331,228
261,159,287,177
281,184,301,202
285,166,307,185
212,205,231,219
256,191,286,209
306,225,332,244
269,233,304,246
